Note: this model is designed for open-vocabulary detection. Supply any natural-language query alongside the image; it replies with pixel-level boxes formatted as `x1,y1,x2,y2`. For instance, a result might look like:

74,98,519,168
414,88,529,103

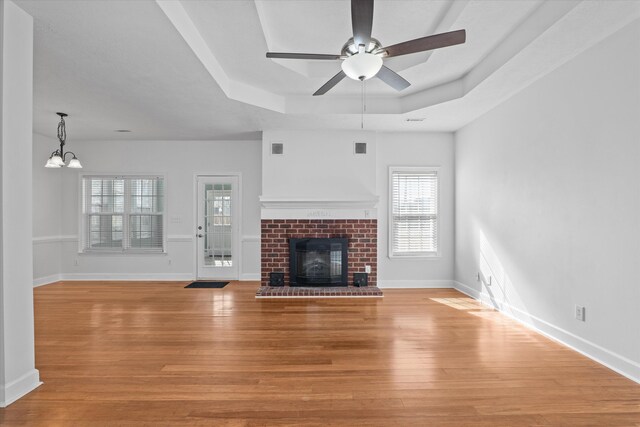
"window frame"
388,166,440,259
78,174,167,255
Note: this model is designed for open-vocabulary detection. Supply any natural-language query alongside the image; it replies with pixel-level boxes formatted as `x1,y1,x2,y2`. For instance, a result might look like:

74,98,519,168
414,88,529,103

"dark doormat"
185,281,229,289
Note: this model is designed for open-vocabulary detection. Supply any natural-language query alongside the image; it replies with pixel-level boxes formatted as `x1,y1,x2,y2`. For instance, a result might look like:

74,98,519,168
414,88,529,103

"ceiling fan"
266,0,466,96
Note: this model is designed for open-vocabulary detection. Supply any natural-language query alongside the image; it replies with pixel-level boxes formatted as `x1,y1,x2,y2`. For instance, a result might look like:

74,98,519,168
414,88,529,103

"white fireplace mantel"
259,196,379,220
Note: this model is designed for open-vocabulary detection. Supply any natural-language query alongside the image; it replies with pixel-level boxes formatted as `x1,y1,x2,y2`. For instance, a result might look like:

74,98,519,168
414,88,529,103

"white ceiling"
15,0,640,140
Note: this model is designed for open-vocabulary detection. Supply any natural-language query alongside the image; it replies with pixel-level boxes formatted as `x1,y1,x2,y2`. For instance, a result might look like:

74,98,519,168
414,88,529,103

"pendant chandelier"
45,112,82,168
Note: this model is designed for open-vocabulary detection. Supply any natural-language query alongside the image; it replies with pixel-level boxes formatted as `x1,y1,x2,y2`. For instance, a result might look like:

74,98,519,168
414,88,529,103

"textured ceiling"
14,0,640,140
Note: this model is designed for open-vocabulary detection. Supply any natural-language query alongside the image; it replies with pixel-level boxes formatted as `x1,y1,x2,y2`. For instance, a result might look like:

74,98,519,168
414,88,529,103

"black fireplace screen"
289,238,348,286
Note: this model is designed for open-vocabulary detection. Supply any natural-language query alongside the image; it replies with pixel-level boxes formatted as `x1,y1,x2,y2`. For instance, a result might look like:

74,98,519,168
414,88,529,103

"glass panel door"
197,176,239,279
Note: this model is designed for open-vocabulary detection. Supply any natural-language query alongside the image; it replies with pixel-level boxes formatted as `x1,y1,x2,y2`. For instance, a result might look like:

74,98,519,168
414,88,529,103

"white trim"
167,234,194,242
259,196,379,219
56,273,194,281
78,251,168,257
239,273,260,281
261,208,377,220
259,196,379,210
33,274,62,287
195,174,242,281
241,235,260,242
0,369,41,408
78,173,168,254
388,166,440,258
388,253,442,260
34,273,199,286
34,235,194,244
156,0,285,113
32,235,77,244
378,279,454,289
32,236,62,244
453,281,640,384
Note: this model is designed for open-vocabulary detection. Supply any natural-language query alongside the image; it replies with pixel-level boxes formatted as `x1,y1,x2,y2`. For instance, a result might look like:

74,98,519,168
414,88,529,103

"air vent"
271,142,284,155
354,142,367,154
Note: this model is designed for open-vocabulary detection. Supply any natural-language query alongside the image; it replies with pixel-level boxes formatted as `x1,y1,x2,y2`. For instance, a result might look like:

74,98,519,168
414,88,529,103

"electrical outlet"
476,272,481,282
74,259,79,266
365,265,371,274
168,259,172,265
575,305,586,322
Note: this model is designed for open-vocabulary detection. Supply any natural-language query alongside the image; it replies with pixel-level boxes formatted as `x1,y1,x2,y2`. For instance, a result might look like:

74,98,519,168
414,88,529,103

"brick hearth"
256,285,383,298
260,219,377,287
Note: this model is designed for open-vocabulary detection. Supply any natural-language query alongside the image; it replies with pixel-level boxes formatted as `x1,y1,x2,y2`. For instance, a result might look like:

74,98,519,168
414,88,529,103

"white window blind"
390,169,438,256
81,176,164,253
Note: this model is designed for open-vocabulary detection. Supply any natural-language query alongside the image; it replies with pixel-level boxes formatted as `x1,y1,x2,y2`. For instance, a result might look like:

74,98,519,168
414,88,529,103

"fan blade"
313,70,347,96
352,0,374,48
267,52,342,60
382,29,466,58
376,65,410,91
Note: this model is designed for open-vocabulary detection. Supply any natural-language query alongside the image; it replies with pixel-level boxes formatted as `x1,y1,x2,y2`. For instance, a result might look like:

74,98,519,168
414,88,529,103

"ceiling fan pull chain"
361,79,364,129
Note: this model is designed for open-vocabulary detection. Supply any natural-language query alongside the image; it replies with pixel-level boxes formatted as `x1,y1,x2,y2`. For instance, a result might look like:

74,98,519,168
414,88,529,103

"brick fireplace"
257,195,381,297
260,219,377,287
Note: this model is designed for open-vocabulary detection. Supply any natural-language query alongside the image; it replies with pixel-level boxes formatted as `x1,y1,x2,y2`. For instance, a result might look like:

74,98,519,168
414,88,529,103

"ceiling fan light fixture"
341,52,383,81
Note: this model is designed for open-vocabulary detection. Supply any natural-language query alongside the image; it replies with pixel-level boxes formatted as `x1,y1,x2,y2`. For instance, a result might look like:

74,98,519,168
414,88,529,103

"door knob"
197,234,203,238
197,226,202,230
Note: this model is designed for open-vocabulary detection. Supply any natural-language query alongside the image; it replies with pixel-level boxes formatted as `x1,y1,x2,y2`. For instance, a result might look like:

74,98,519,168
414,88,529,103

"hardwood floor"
1,281,638,426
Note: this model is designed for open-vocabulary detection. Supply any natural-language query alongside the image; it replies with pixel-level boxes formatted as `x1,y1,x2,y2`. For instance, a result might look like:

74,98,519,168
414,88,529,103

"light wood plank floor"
1,281,638,426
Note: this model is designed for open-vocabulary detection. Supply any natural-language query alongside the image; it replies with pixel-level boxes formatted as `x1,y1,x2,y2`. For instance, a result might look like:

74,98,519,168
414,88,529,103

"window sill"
388,254,442,260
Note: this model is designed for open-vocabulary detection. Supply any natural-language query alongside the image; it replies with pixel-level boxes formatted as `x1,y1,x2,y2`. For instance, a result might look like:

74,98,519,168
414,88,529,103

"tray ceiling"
15,0,640,140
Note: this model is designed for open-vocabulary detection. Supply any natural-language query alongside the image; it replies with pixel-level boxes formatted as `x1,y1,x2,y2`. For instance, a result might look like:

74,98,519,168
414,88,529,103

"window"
389,167,438,257
81,175,165,253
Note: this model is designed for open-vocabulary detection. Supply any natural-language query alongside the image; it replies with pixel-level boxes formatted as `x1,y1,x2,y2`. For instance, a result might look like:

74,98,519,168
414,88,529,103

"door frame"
193,173,242,280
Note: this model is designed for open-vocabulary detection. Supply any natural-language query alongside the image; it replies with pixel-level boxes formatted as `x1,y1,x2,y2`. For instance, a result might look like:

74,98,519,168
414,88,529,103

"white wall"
45,139,262,281
262,130,377,199
376,133,455,288
454,21,640,381
0,0,40,406
32,133,62,285
261,129,455,288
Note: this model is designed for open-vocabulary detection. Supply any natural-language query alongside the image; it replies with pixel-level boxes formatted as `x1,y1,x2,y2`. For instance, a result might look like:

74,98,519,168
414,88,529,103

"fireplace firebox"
289,238,348,286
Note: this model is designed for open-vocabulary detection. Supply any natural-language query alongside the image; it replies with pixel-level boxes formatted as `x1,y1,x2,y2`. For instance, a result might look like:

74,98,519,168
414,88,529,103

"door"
197,176,239,279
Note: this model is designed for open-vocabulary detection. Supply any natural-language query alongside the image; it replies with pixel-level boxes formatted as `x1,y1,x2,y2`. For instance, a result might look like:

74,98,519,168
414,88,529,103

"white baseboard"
1,369,41,407
453,281,640,384
378,279,454,289
33,274,63,287
34,273,194,285
62,273,195,281
33,272,265,286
